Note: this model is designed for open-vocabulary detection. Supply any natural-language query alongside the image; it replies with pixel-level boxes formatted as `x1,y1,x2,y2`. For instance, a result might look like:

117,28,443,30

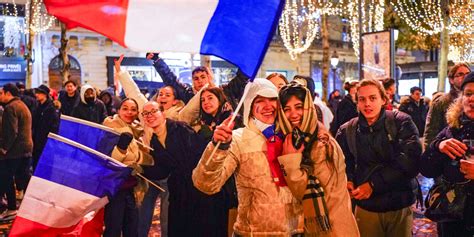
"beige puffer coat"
278,126,359,237
192,120,304,236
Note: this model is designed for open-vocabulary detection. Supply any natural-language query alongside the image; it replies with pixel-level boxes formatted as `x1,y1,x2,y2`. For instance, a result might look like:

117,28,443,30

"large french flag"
9,133,131,237
43,0,285,78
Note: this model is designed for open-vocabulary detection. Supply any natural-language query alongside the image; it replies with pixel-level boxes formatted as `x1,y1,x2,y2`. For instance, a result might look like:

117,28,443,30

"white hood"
242,78,278,126
80,84,96,104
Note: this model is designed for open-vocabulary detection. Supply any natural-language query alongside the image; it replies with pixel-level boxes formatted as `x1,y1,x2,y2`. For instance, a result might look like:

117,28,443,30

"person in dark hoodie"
32,85,60,169
71,85,107,124
99,89,117,116
59,80,81,116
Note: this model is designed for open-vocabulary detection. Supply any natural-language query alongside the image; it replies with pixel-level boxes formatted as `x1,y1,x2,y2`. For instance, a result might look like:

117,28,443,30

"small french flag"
44,0,285,78
9,134,130,237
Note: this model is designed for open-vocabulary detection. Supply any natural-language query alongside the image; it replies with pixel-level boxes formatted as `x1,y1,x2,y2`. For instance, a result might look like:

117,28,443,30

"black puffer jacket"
335,109,422,212
399,96,429,135
32,98,60,166
59,90,80,116
330,94,358,136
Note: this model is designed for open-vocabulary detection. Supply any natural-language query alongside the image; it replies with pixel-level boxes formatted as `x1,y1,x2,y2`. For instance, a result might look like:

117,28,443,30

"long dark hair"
200,87,229,126
119,97,139,109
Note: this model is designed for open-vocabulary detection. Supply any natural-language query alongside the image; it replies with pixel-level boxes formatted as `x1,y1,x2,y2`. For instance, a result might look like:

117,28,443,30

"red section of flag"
61,208,105,237
44,0,129,46
10,209,105,237
9,216,77,237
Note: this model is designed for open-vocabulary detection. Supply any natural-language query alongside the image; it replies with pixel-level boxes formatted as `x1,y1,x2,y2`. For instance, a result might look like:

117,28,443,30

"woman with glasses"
102,98,154,237
421,72,474,237
139,101,234,237
277,82,359,236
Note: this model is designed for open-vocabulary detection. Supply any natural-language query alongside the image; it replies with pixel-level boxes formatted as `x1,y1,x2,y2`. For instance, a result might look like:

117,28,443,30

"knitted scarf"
277,84,331,233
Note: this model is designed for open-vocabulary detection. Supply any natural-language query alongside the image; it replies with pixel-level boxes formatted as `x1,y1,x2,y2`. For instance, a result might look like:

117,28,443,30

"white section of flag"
124,0,219,52
17,176,109,228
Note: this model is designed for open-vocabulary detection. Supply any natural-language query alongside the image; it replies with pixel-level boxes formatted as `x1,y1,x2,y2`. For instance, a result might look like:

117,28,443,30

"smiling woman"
277,82,360,236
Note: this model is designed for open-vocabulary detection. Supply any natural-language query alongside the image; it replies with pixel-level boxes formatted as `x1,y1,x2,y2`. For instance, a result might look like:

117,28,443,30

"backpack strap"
345,117,359,160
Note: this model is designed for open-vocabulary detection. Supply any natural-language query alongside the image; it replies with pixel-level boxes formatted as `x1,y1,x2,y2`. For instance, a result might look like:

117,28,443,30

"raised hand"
114,54,124,73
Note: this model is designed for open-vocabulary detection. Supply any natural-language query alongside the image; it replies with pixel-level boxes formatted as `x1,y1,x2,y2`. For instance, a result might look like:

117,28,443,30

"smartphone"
292,127,304,149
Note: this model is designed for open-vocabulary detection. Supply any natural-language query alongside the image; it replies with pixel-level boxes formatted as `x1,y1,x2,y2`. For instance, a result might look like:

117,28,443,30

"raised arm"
148,53,194,103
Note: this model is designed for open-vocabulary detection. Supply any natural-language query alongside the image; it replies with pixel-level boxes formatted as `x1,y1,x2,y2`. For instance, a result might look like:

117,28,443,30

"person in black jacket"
141,101,230,237
399,86,429,135
335,79,421,237
16,82,38,116
71,85,107,124
330,80,359,136
421,72,474,237
146,53,248,109
59,80,80,116
32,85,61,169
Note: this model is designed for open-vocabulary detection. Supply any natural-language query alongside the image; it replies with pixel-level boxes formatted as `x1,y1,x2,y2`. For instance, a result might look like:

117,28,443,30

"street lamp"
330,50,339,92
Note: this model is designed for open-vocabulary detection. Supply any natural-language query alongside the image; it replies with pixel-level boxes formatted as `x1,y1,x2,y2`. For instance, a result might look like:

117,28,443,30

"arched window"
48,54,81,90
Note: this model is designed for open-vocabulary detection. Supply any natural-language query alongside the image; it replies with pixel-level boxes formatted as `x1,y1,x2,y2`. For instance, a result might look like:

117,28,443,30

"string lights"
4,0,56,34
392,0,472,36
347,0,385,58
24,0,56,34
279,0,321,60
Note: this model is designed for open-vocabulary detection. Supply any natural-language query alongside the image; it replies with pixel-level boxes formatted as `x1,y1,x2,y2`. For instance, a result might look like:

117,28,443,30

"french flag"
59,115,120,156
43,0,285,78
9,133,130,237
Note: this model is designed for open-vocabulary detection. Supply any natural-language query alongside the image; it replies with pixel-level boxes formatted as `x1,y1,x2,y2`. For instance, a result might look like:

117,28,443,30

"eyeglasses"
141,109,159,117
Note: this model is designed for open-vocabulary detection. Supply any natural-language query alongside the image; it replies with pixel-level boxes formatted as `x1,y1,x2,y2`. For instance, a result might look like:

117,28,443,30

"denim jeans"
138,179,169,237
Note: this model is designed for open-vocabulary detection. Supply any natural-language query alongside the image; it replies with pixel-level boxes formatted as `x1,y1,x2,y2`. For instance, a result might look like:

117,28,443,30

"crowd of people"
0,54,473,237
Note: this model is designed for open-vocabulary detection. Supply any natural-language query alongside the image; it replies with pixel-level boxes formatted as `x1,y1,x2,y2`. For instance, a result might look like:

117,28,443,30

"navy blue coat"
336,110,422,212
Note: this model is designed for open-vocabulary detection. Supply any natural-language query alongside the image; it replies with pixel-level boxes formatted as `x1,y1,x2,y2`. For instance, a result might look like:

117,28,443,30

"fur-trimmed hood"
446,98,463,128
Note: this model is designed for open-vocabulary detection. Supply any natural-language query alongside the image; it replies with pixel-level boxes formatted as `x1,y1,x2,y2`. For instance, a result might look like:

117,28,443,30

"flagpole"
48,133,165,192
205,82,250,166
61,115,154,151
136,173,165,192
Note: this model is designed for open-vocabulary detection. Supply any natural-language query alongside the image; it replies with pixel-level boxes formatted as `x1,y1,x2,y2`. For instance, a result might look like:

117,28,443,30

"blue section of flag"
59,118,120,156
34,137,131,198
200,0,284,79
